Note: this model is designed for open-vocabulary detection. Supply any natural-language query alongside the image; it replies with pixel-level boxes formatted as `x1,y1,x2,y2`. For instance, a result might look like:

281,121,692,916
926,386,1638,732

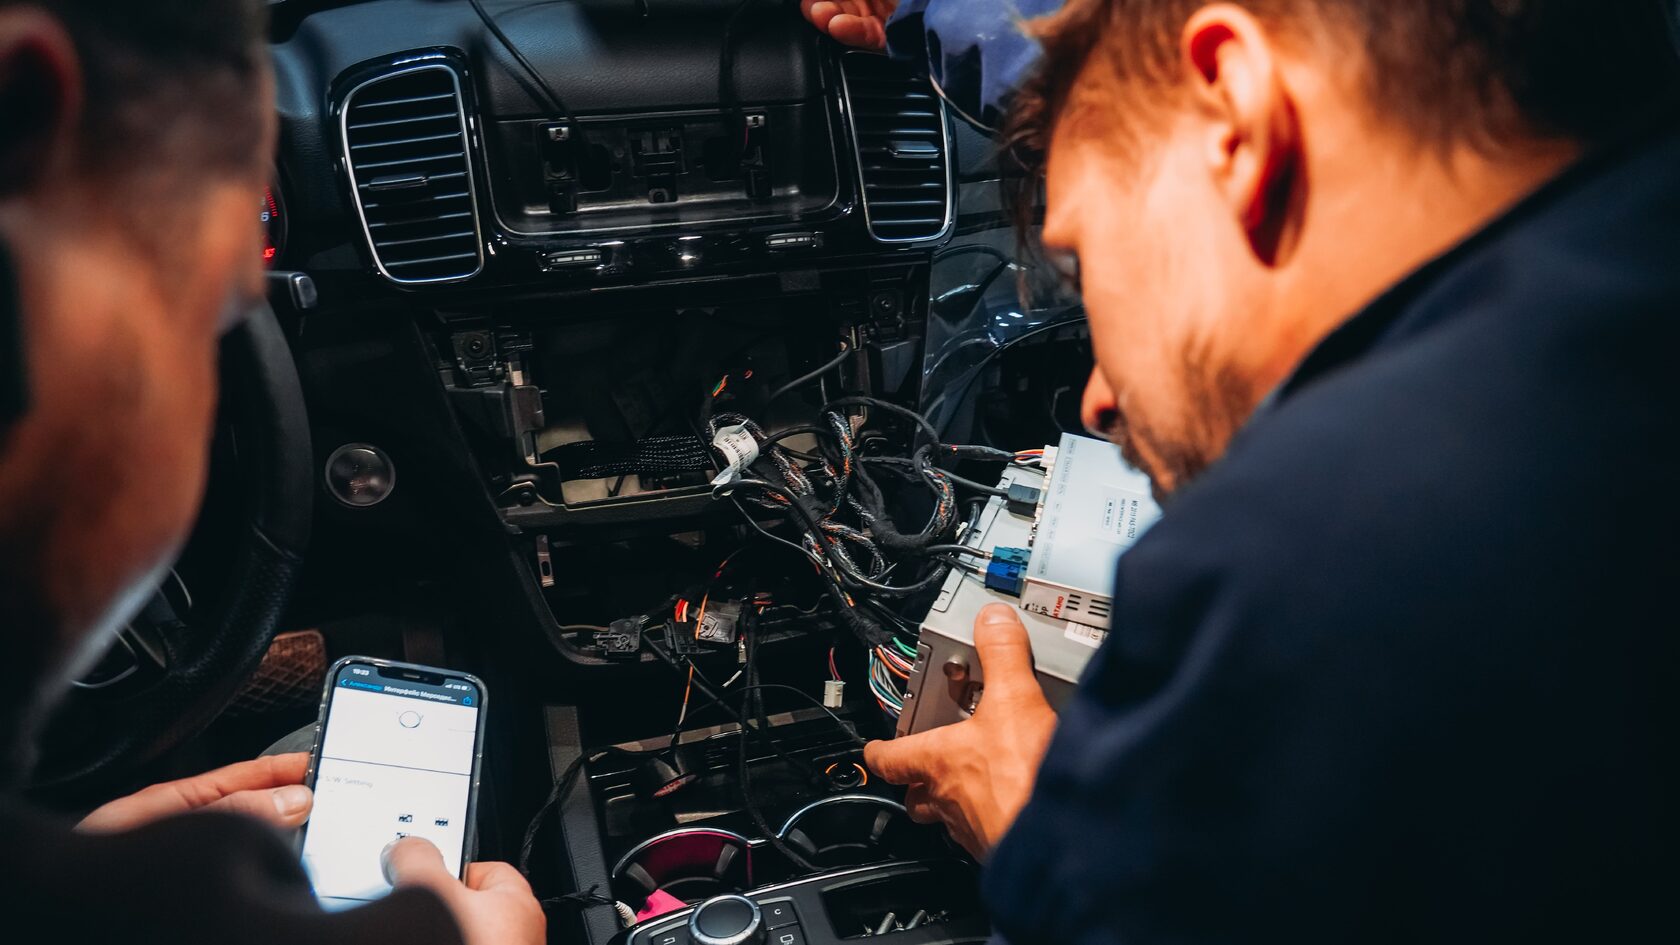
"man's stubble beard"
1102,348,1269,502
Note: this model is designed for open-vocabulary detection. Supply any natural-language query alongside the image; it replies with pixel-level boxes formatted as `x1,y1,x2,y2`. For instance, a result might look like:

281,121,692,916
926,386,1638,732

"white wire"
929,71,997,135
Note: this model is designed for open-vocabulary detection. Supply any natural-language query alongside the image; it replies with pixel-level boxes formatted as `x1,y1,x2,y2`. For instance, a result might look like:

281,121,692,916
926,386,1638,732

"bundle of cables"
705,395,1009,650
868,639,919,718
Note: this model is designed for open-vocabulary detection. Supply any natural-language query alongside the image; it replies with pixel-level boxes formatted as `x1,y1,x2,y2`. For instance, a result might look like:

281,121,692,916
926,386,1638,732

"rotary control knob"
689,895,764,945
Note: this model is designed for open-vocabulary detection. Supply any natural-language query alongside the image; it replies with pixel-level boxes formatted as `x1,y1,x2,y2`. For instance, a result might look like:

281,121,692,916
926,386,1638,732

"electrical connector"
664,620,702,657
822,679,846,709
696,600,743,645
596,618,643,660
984,546,1031,596
1006,482,1042,517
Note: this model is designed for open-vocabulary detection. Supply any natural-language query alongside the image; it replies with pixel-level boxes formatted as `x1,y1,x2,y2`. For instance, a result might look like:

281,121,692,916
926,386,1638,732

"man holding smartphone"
0,2,540,942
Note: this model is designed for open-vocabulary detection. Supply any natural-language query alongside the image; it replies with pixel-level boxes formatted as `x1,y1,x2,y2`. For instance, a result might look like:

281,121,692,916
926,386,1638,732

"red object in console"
636,889,688,923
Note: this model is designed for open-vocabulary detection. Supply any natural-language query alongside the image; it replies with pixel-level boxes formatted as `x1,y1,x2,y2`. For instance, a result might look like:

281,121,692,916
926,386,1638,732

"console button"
766,925,807,945
689,894,764,945
648,925,689,945
761,901,799,930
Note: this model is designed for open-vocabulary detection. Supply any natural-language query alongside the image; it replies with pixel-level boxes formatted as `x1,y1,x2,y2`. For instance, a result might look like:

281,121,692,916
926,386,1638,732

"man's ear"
0,9,82,198
1180,5,1302,265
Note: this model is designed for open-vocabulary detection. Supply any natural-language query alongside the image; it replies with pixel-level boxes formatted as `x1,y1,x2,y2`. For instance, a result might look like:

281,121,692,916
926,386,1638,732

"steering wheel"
28,299,314,797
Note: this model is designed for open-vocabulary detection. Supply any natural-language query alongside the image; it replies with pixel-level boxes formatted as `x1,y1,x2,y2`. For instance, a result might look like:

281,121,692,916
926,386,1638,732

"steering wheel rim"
28,300,313,796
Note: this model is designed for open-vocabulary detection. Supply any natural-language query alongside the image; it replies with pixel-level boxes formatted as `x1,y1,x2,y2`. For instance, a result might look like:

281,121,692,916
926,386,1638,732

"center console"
275,7,1008,943
627,860,988,945
545,707,990,945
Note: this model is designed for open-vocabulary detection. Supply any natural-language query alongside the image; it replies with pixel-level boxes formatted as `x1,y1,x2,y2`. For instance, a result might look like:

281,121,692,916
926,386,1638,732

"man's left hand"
864,604,1057,858
800,1,897,51
77,752,313,833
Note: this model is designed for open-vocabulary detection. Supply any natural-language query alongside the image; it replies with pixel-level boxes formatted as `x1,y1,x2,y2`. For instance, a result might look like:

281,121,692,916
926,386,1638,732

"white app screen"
301,667,480,910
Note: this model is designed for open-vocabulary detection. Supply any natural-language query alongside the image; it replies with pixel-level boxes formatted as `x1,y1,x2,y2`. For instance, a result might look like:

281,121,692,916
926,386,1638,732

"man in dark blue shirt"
810,1,1680,940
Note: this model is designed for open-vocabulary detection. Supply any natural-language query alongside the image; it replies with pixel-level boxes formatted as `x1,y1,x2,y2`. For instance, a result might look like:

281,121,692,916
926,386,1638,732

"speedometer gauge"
262,177,287,267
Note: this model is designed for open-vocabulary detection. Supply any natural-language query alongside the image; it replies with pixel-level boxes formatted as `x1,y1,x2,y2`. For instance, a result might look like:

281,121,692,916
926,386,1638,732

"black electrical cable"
519,671,861,881
665,681,865,752
822,395,942,447
758,423,827,445
467,0,579,126
931,258,1020,323
923,544,991,560
940,471,1009,497
766,342,851,404
717,0,761,153
727,477,949,599
860,597,920,635
519,745,649,877
644,635,848,766
944,443,1020,463
736,615,825,875
928,310,1089,435
933,243,1014,265
730,494,823,562
859,455,1008,497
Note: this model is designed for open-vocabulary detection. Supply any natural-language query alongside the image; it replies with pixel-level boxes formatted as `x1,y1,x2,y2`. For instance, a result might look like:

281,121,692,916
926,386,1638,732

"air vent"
840,53,954,244
341,64,483,285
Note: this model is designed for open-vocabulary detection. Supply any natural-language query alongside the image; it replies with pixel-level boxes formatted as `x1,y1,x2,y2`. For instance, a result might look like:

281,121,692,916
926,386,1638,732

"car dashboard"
234,2,1090,943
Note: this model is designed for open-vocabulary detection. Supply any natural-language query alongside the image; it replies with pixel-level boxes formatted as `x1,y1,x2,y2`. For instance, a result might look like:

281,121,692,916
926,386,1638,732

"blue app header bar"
335,664,478,707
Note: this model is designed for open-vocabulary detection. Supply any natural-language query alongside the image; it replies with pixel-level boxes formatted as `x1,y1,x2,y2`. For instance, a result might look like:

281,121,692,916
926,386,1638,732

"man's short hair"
1004,0,1680,178
8,0,270,180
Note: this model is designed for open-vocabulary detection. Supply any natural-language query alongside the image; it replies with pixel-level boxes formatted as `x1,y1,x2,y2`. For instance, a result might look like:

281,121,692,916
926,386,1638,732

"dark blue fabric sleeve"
885,0,1064,130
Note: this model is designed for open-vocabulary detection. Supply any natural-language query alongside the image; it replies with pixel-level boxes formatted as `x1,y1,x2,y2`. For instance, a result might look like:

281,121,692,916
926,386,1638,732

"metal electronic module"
896,434,1161,737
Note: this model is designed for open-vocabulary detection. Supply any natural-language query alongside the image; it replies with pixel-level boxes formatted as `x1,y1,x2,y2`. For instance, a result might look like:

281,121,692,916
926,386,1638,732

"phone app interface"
301,664,481,910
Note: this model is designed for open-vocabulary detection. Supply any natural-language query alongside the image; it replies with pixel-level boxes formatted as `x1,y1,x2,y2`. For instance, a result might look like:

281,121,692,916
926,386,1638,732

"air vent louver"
342,64,483,285
841,53,953,244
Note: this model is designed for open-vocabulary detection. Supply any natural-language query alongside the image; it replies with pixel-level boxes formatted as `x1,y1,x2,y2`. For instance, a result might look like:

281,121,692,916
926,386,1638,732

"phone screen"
300,660,484,910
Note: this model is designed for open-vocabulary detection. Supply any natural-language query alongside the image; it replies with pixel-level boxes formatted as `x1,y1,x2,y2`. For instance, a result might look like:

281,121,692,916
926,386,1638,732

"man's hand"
800,1,897,51
865,604,1057,858
384,837,546,945
77,752,313,833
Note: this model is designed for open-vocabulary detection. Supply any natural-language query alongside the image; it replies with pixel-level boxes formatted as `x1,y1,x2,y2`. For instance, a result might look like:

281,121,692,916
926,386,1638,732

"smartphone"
299,657,488,910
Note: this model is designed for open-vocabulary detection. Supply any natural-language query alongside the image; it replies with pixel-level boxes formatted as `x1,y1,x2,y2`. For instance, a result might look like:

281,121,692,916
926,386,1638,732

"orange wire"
679,664,695,718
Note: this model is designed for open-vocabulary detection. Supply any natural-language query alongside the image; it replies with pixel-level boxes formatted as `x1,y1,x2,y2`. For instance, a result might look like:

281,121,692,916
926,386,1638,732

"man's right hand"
383,837,545,945
864,604,1058,858
800,1,898,50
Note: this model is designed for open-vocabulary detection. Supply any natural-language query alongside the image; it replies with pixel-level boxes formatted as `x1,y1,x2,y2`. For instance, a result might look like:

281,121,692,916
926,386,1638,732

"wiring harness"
705,395,1010,651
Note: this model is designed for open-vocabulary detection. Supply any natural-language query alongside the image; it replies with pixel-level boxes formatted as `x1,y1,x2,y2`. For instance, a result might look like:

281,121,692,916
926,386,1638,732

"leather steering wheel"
29,299,313,797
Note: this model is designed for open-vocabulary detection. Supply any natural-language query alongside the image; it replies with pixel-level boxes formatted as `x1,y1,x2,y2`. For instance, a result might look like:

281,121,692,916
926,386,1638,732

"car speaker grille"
341,64,483,285
840,52,953,244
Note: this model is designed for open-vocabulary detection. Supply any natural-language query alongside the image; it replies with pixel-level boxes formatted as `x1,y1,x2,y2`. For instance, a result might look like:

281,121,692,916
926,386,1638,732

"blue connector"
985,546,1031,596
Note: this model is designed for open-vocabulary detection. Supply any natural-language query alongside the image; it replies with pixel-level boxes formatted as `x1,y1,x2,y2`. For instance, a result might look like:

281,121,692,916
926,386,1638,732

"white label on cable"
1064,621,1108,649
709,424,760,486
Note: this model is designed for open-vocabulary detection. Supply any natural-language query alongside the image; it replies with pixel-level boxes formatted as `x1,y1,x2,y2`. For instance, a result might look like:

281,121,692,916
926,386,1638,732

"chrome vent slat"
840,53,953,244
356,152,464,171
384,251,481,268
373,230,478,248
352,91,456,109
341,62,483,285
358,171,468,191
367,210,474,229
347,112,460,131
350,131,462,151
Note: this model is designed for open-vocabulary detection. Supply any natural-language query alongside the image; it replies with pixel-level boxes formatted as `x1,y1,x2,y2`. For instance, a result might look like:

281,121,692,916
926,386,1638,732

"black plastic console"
620,861,989,945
